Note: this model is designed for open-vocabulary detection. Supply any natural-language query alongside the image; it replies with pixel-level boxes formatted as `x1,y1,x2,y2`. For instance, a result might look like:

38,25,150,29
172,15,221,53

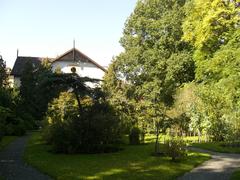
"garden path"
0,133,52,180
178,147,240,180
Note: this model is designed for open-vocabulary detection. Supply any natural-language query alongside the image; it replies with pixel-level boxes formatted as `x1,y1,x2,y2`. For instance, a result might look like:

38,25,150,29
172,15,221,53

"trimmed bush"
129,127,141,145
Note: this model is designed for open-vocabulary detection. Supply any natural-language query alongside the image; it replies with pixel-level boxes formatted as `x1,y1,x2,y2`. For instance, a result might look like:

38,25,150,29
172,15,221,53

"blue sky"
0,0,137,68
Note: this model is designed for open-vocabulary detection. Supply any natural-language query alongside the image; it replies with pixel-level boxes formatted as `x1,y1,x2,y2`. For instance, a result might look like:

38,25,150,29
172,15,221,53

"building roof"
52,48,107,72
11,56,44,77
11,48,107,77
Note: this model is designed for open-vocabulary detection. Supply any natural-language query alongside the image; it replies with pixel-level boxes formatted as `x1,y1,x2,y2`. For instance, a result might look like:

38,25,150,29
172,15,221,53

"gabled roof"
11,48,107,77
11,56,44,77
52,48,107,72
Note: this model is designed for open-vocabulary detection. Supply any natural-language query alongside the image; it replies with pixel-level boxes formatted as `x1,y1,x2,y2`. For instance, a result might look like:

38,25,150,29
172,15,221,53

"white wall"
13,60,105,88
51,61,105,80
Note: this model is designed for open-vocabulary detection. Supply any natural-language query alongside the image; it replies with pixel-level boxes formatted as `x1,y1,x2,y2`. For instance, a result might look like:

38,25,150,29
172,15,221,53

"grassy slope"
0,136,17,151
192,142,240,154
24,133,210,180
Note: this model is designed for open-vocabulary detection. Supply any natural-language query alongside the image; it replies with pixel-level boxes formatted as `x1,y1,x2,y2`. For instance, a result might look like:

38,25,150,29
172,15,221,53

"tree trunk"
74,90,82,112
155,123,160,154
197,129,201,143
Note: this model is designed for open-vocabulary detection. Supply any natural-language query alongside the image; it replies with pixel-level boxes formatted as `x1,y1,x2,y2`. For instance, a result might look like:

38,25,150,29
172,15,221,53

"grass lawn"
231,169,240,180
191,142,240,154
144,134,205,144
0,136,17,151
24,132,210,180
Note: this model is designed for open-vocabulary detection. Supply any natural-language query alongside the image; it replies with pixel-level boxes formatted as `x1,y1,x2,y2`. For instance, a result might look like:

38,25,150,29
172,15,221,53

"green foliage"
0,88,13,108
183,0,239,56
165,137,187,161
103,0,195,147
0,57,30,136
193,30,240,141
0,106,26,136
0,136,18,151
180,0,240,141
103,60,135,133
0,56,8,88
0,122,3,141
129,127,141,145
43,91,123,154
115,0,194,105
172,113,191,136
19,59,57,121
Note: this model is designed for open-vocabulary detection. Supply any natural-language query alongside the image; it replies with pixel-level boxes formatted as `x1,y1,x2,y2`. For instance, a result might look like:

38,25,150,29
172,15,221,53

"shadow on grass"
231,169,240,180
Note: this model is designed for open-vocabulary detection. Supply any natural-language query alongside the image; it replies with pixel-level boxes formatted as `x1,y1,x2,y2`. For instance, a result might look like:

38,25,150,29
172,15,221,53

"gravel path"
178,147,240,180
0,134,52,180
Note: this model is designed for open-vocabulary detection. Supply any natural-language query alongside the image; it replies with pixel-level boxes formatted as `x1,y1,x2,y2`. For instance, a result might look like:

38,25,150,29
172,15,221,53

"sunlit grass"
0,136,17,151
24,132,210,179
191,142,240,154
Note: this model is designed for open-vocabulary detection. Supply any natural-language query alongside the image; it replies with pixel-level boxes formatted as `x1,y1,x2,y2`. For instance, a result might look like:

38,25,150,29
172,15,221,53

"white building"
10,48,107,87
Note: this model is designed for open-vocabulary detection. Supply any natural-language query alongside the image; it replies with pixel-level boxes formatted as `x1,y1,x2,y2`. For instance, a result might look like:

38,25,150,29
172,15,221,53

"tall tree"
103,0,195,150
182,0,240,80
182,0,240,140
115,0,194,105
19,59,57,120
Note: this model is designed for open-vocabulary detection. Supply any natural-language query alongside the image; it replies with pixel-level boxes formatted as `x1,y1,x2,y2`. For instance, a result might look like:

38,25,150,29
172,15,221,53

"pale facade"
11,48,106,87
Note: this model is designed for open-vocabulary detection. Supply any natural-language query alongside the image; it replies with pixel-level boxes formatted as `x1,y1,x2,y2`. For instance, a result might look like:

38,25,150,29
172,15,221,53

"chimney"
73,39,75,61
17,49,19,58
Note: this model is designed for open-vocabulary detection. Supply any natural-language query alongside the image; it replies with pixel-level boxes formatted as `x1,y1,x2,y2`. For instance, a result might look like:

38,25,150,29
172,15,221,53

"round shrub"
165,137,187,161
129,127,141,145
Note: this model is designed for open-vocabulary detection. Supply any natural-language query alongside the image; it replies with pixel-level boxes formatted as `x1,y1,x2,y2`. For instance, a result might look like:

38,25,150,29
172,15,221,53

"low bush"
165,137,187,161
209,119,232,142
129,127,141,145
0,106,26,136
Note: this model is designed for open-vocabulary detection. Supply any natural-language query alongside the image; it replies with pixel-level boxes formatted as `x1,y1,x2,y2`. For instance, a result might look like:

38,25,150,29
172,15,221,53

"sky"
0,0,137,68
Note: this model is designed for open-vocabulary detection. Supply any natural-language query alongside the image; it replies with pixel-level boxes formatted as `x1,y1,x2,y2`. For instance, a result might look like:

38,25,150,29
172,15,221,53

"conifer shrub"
129,127,141,145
